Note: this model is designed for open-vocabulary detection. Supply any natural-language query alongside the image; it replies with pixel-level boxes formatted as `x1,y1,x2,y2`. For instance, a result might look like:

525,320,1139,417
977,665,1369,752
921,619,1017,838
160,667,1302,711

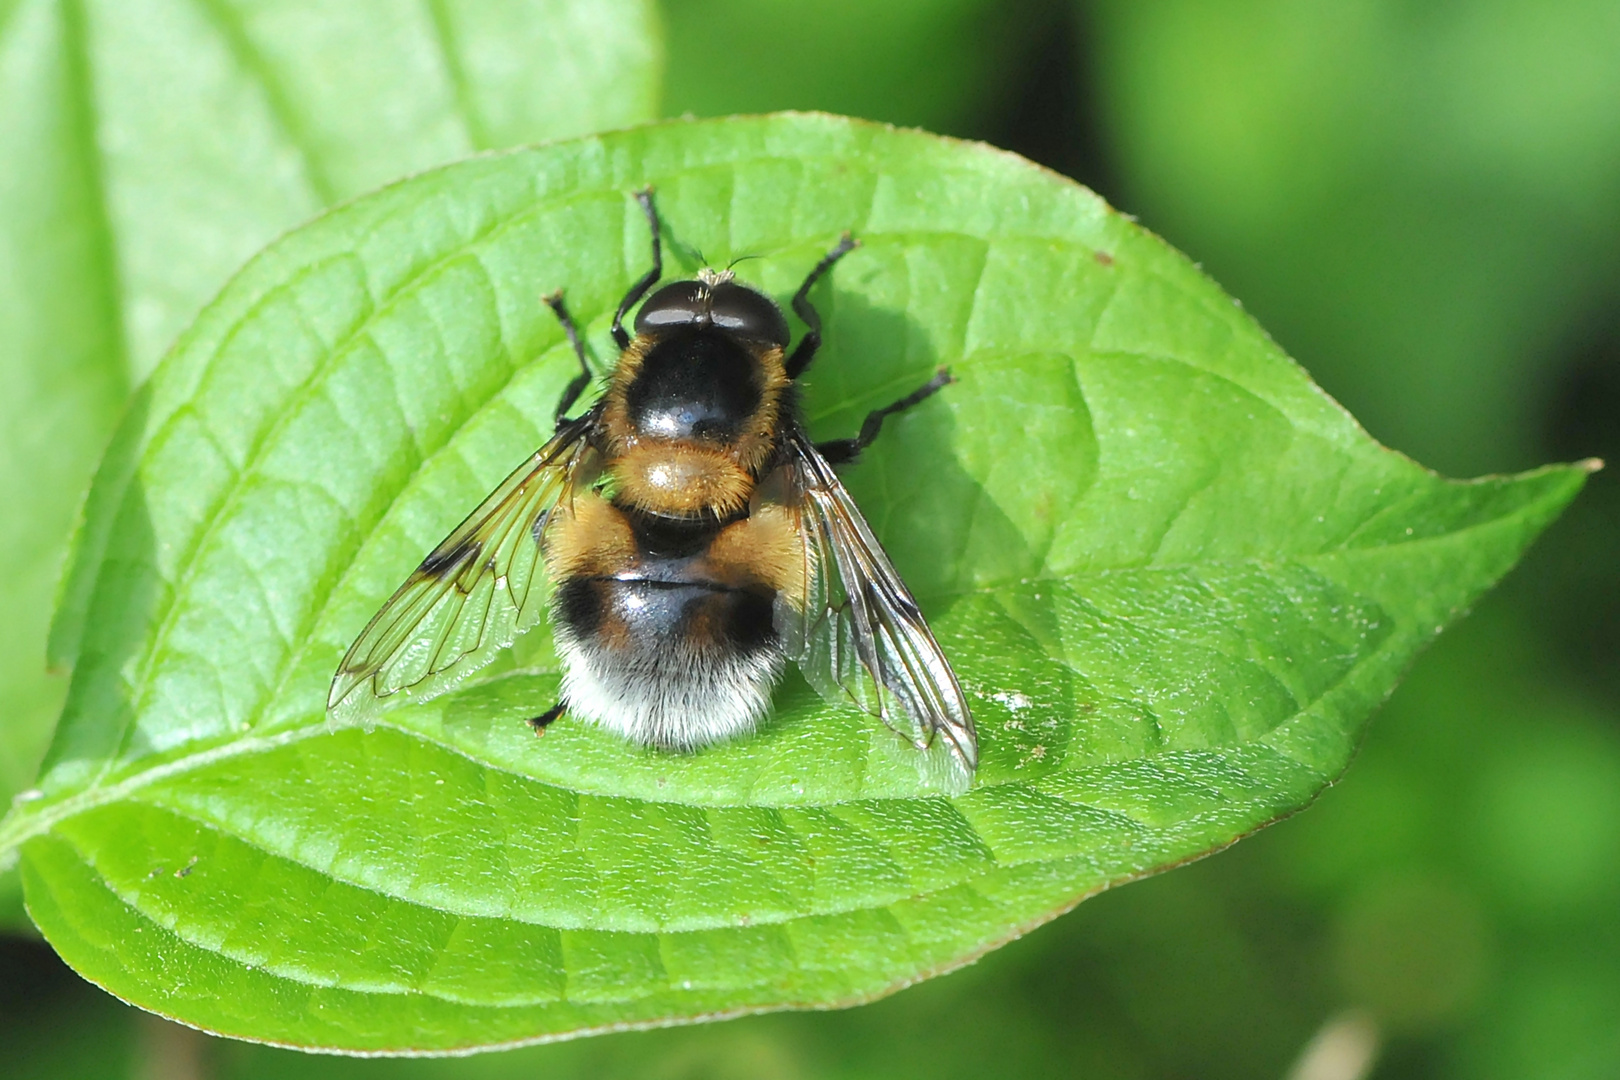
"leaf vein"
122,221,544,757
186,0,339,204
421,0,490,150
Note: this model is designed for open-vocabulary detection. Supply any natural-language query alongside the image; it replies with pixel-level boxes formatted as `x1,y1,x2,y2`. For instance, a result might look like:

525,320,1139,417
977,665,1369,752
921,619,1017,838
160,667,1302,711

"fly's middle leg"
816,368,954,465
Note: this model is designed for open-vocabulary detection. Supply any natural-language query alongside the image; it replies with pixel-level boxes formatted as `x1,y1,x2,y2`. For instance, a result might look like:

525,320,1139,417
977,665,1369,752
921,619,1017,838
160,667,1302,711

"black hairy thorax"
622,330,764,443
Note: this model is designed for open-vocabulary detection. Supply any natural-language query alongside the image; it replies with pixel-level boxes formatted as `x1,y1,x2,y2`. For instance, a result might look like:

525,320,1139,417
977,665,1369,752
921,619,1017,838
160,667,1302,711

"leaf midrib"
0,507,1523,876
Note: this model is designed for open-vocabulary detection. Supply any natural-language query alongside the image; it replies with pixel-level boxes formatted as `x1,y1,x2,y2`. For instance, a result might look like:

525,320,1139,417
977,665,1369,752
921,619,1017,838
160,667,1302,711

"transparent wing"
775,427,977,792
327,414,597,727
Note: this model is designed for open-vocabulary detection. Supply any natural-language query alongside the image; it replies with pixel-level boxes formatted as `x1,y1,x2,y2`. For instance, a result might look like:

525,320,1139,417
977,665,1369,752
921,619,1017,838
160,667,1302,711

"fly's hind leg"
528,701,565,737
816,368,954,465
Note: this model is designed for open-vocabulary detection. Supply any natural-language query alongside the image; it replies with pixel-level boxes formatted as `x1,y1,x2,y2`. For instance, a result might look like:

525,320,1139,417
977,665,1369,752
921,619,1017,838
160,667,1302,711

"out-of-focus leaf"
1089,0,1620,477
0,114,1582,1052
5,947,139,1079
0,0,132,909
661,0,1052,136
1259,604,1620,1073
0,0,662,927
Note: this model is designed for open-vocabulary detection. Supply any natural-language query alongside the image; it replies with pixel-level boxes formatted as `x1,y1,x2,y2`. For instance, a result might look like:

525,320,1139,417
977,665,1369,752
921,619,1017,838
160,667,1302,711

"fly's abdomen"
544,493,796,750
554,577,777,659
550,576,786,750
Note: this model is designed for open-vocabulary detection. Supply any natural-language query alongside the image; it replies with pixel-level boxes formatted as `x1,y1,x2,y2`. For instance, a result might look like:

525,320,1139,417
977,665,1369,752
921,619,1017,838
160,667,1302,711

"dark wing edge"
326,414,596,729
776,427,978,793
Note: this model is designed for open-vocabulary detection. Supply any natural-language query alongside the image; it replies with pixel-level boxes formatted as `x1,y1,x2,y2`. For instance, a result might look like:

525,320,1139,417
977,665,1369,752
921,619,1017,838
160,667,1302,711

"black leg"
785,232,859,380
542,291,592,427
611,188,662,351
816,368,954,465
528,701,565,736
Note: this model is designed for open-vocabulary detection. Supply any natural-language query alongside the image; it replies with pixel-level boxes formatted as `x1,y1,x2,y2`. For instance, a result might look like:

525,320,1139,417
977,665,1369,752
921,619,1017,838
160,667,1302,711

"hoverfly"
328,190,977,790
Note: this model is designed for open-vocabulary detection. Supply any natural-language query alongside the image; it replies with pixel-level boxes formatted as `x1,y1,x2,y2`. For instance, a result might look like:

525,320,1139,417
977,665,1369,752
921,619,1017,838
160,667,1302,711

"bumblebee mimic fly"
328,190,978,789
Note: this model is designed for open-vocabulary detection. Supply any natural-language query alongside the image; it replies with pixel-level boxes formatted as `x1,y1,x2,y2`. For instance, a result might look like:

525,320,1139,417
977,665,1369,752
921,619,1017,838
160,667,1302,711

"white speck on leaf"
993,690,1033,712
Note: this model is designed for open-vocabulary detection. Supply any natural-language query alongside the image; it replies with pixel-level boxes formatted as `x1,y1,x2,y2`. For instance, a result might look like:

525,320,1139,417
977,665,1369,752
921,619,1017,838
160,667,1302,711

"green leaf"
0,114,1583,1053
661,0,1043,136
0,0,661,924
1089,0,1620,476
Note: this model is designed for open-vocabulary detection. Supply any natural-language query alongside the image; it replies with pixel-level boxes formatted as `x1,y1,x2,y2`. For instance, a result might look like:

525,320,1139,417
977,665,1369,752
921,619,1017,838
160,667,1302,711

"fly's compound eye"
706,282,789,346
632,278,791,347
633,281,708,336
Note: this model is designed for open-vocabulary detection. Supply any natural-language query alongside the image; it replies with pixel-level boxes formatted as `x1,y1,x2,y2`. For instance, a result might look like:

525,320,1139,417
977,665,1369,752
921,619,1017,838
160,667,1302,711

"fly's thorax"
600,328,790,518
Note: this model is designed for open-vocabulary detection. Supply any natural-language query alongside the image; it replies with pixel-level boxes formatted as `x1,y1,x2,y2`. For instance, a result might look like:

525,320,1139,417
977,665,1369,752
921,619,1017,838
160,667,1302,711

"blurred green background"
6,1,1618,1077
